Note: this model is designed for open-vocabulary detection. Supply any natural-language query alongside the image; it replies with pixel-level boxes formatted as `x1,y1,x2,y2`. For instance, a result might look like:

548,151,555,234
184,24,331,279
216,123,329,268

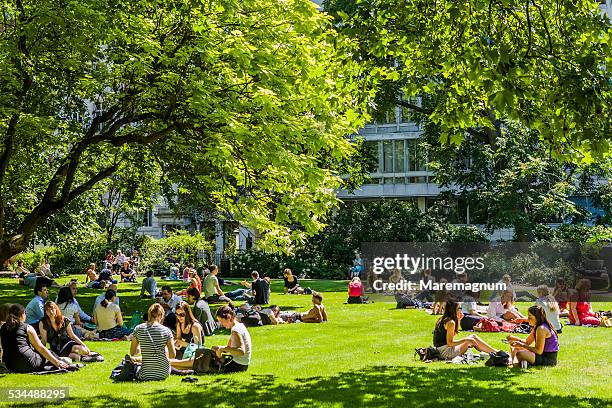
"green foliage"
233,200,487,279
0,0,368,262
140,230,214,275
325,0,612,160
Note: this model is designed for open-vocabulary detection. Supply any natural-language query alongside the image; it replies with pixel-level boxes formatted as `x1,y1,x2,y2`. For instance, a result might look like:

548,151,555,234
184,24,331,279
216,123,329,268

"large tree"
0,0,367,264
325,0,612,160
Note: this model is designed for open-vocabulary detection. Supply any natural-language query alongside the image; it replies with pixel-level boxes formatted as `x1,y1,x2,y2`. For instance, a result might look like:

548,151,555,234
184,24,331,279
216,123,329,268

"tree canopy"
0,0,368,263
325,0,612,161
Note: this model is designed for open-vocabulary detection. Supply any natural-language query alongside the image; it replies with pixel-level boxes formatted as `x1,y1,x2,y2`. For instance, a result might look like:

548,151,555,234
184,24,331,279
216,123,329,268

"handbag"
192,348,222,374
183,340,199,360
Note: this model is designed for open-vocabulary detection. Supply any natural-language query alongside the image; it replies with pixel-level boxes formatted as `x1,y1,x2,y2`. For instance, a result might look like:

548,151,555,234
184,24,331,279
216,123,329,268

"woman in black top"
39,302,92,361
0,304,69,373
283,268,305,294
433,300,498,360
174,301,203,359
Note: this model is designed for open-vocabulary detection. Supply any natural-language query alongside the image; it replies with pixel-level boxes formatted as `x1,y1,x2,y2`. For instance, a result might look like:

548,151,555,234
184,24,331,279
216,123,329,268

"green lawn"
0,276,610,407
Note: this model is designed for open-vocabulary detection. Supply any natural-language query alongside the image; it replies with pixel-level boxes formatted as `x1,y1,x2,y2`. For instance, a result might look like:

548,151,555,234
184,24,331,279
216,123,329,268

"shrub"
140,230,214,276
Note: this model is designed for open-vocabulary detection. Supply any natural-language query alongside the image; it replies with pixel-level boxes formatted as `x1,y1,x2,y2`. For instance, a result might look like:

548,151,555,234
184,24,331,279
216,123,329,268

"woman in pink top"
347,277,366,304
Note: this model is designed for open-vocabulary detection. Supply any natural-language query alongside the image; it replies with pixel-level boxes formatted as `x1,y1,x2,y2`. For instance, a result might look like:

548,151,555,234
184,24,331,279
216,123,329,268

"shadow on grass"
15,365,605,408
143,365,608,408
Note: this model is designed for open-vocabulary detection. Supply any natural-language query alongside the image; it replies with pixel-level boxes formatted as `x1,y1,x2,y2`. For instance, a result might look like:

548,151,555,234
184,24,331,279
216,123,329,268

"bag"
514,322,532,334
600,316,612,327
501,321,518,333
192,348,222,374
241,310,262,327
126,311,144,331
474,318,501,332
259,312,272,326
183,341,199,360
396,294,416,309
414,347,441,361
111,358,139,381
485,350,510,367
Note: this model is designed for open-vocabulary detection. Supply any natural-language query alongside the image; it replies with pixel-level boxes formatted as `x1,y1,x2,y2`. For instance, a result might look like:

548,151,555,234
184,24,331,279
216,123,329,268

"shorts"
533,351,558,366
437,345,463,360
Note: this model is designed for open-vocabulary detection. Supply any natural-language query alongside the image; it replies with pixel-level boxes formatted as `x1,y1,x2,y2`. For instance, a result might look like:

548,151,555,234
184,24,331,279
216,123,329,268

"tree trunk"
0,234,28,269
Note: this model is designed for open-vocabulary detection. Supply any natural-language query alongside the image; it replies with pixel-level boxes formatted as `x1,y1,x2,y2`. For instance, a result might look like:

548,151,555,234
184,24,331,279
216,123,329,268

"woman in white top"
212,305,251,372
93,290,131,339
536,285,562,333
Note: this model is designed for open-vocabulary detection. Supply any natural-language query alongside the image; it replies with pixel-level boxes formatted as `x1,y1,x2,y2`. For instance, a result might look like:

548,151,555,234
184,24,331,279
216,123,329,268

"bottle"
466,346,474,362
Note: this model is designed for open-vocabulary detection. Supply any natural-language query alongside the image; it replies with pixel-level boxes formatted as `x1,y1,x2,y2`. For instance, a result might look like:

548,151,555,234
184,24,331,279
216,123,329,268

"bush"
140,230,214,276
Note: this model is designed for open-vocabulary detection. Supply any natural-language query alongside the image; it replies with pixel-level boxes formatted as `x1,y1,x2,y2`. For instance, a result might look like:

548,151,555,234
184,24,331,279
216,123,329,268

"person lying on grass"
170,305,252,373
507,305,559,368
433,300,498,361
39,301,94,362
299,292,327,323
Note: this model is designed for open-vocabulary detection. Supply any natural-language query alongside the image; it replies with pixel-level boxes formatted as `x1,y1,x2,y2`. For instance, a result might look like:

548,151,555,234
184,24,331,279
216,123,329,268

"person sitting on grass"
93,283,120,314
156,285,182,330
0,303,11,361
98,264,117,286
140,271,158,299
568,278,601,326
175,270,201,297
174,302,204,359
507,305,559,368
120,261,137,283
39,258,58,278
39,302,92,362
347,277,367,304
130,303,176,381
460,291,485,331
85,263,100,288
170,305,252,373
93,289,131,340
203,265,231,303
25,283,49,326
553,277,570,317
536,285,562,333
185,287,216,336
283,268,305,295
299,292,327,323
0,304,70,373
67,280,93,325
433,300,498,361
57,286,90,339
432,278,449,315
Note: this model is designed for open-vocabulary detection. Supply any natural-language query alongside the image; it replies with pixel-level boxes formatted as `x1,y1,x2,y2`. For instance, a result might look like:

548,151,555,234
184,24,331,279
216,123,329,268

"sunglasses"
176,312,186,317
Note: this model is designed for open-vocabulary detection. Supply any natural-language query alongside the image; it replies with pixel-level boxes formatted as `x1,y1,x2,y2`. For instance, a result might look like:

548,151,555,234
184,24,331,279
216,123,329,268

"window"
394,140,405,172
141,208,153,227
408,139,427,171
383,141,393,173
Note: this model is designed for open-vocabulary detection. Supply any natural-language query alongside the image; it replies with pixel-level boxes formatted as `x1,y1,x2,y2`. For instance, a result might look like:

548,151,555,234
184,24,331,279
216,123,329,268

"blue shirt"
25,295,45,325
74,298,92,323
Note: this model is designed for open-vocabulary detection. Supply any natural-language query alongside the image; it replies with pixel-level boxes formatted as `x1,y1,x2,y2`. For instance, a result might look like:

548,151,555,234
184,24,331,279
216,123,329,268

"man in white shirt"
156,285,181,329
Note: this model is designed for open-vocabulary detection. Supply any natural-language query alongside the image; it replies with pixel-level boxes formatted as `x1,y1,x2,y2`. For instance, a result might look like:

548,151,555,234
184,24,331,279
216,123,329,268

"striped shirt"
133,322,172,381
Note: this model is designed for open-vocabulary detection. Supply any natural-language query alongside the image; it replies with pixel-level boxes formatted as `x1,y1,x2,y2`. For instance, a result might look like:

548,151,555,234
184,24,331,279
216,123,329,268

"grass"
0,275,610,407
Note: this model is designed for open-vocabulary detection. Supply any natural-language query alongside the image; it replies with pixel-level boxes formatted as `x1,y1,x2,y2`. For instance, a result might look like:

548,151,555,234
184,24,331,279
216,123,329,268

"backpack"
259,312,272,326
474,318,501,332
192,348,222,374
514,322,532,334
240,310,262,327
414,347,441,362
395,294,416,309
485,350,510,367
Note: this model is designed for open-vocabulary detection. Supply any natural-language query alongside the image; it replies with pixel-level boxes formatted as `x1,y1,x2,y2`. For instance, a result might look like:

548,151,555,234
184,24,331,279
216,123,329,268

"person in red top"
569,279,601,326
347,277,367,304
175,270,202,297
